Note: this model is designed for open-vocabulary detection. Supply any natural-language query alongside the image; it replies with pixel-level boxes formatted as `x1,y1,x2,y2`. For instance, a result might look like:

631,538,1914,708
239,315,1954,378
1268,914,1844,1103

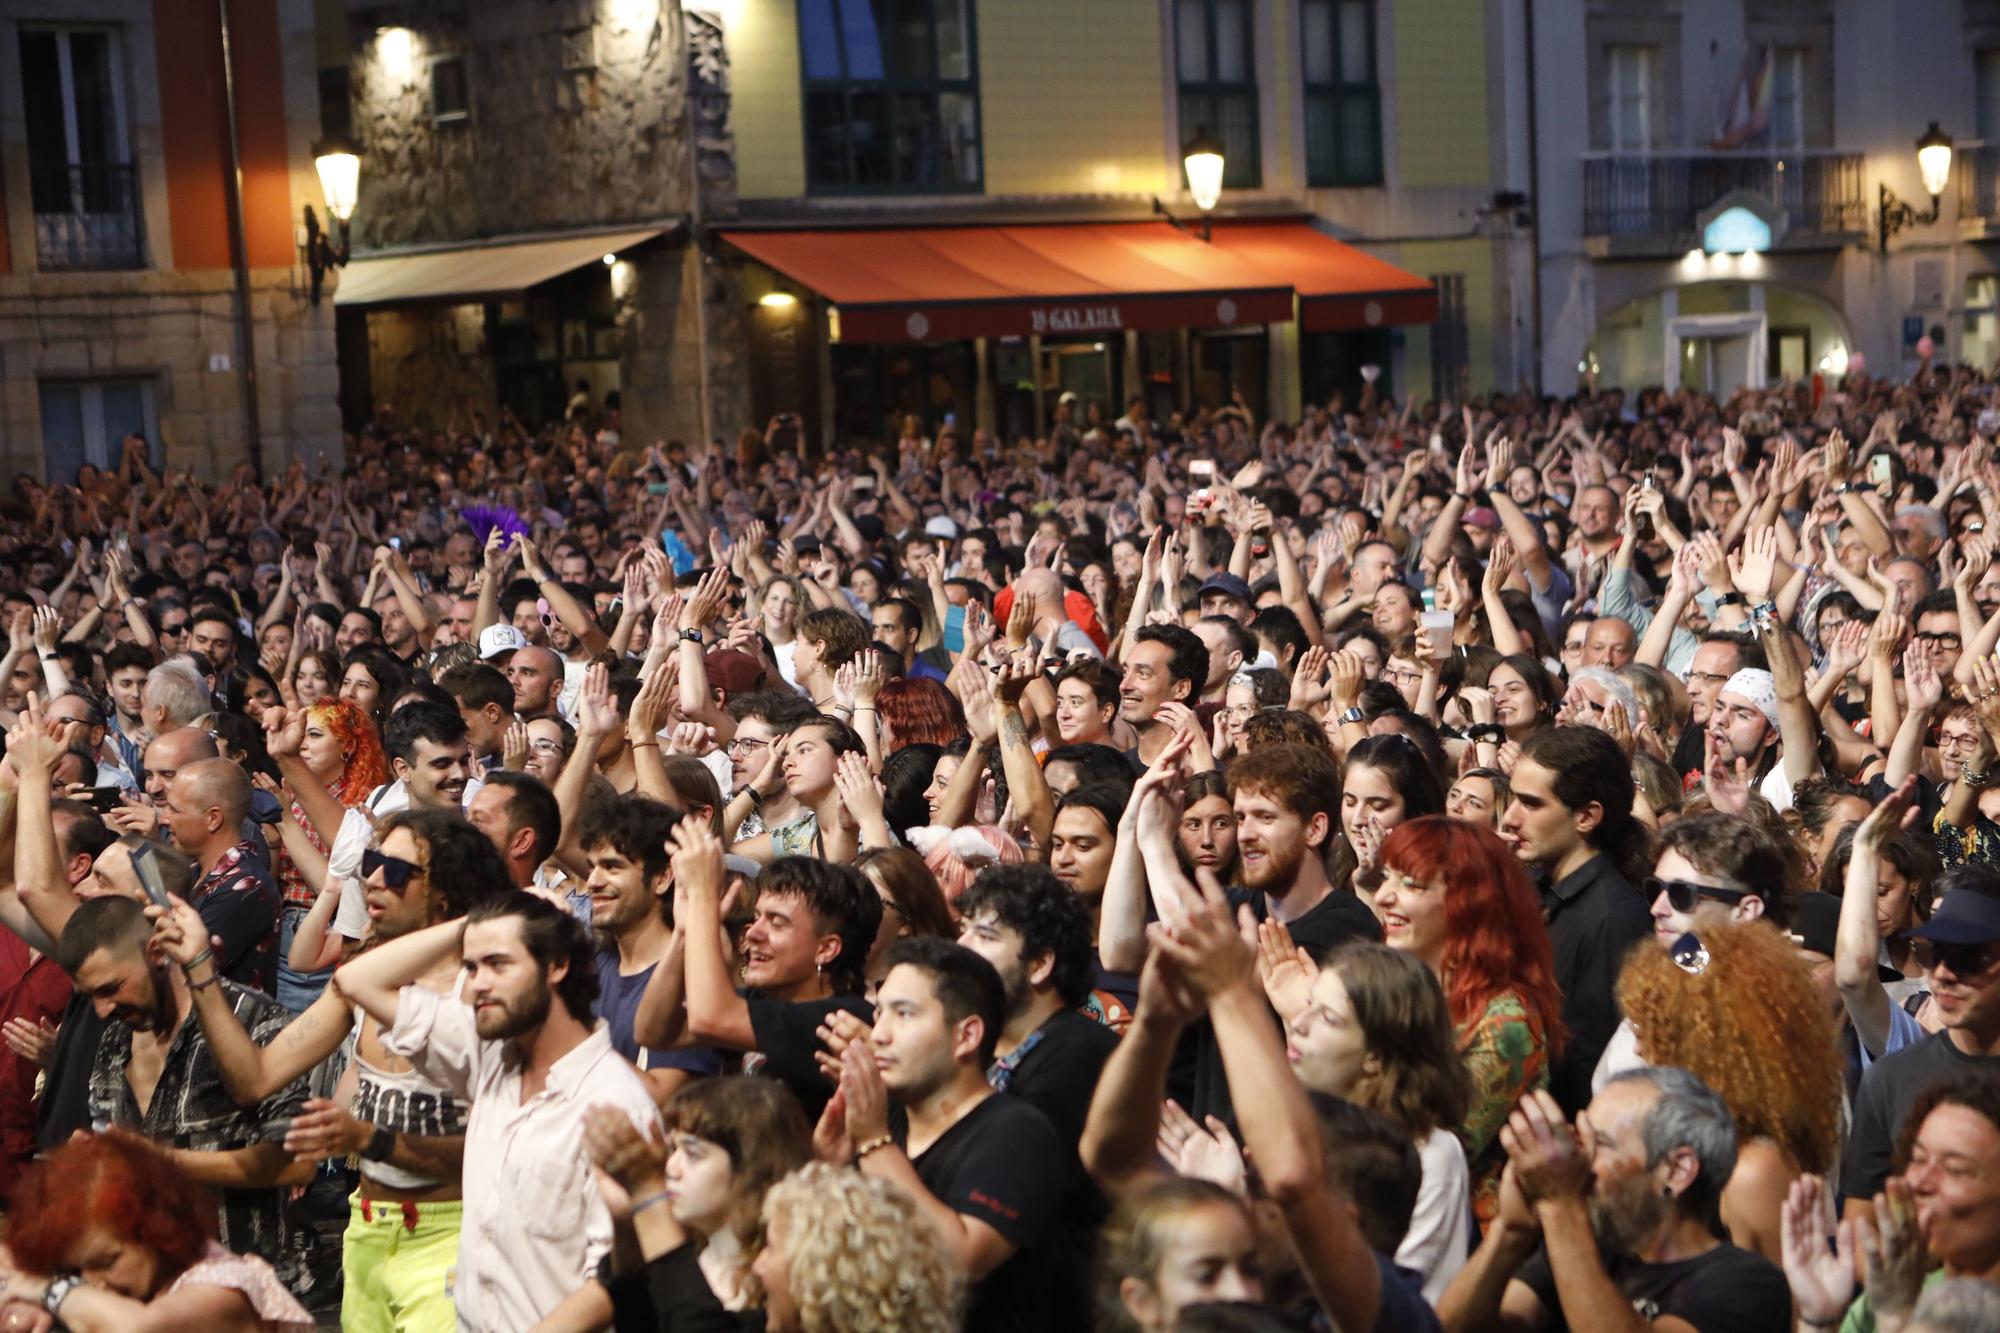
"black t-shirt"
599,1242,763,1333
1185,886,1381,1120
1843,1031,2000,1200
1515,1239,1791,1333
912,1092,1066,1333
1000,1008,1120,1321
743,992,872,1125
36,991,107,1150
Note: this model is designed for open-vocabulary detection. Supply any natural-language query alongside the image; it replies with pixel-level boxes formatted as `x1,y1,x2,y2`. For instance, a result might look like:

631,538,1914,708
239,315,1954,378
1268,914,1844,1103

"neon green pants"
339,1192,462,1333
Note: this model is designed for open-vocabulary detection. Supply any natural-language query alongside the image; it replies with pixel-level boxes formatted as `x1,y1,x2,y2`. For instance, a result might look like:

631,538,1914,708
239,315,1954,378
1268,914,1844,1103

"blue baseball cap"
1905,889,2000,946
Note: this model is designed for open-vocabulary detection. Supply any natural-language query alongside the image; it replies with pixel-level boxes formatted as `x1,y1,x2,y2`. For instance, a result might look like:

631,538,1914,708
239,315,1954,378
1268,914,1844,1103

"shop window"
799,0,981,193
1430,273,1468,403
1302,0,1380,187
1177,0,1260,190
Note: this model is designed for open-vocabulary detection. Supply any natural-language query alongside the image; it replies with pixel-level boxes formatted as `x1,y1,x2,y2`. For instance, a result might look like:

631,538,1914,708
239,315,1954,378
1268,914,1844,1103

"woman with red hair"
0,1132,309,1329
274,697,393,990
873,676,966,753
1373,814,1568,1227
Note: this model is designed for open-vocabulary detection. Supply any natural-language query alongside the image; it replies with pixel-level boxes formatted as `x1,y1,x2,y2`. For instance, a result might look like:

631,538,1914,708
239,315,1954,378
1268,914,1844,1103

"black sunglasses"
1645,877,1751,915
361,848,422,890
1913,938,2000,977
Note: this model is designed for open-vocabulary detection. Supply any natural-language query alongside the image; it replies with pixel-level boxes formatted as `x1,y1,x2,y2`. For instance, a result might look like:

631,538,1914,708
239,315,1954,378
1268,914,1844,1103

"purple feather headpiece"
464,504,528,549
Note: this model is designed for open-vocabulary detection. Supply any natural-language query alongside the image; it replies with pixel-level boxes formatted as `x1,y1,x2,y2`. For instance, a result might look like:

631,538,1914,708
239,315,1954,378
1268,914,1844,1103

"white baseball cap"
479,624,528,661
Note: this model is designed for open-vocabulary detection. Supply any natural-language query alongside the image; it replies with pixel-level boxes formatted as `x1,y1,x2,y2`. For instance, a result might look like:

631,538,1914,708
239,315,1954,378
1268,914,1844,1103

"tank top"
349,1008,468,1192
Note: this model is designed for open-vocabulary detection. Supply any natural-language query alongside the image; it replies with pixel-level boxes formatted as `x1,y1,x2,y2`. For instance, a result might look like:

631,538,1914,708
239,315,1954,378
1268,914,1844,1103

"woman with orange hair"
1615,918,1842,1264
1372,814,1568,1227
271,697,391,999
0,1132,309,1330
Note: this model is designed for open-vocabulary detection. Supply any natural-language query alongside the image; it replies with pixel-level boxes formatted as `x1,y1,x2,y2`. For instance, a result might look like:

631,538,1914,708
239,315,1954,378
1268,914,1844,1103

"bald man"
140,726,220,807
1015,568,1101,660
504,644,565,721
163,757,281,991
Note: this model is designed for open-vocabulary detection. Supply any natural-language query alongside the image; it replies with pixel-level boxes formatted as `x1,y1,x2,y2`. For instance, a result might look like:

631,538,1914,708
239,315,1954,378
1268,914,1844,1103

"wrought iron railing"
1581,150,1865,241
29,161,145,270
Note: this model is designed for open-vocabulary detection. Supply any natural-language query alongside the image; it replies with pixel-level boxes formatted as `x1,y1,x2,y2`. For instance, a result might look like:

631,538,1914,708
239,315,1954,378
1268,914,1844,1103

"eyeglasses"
1645,877,1752,915
1686,670,1733,688
727,737,770,755
361,848,423,890
1913,938,2000,977
1937,733,1983,753
1916,632,1963,649
1669,931,1711,975
161,620,188,634
528,738,565,754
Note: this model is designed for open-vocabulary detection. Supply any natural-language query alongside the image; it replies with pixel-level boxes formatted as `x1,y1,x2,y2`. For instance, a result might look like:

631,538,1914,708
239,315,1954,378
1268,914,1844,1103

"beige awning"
333,225,675,307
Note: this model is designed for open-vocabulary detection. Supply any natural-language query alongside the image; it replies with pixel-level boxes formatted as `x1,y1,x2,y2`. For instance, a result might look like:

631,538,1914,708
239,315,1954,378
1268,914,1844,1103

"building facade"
329,0,746,448
1532,0,2000,396
715,0,1530,445
0,0,341,484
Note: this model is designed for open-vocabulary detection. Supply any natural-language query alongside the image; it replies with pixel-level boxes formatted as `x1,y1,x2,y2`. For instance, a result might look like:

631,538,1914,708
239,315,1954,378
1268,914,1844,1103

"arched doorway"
1582,280,1854,394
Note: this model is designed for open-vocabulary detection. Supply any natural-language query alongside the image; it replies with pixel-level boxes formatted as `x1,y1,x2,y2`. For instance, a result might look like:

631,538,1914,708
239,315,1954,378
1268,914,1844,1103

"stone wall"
362,303,495,434
348,0,689,249
0,267,342,481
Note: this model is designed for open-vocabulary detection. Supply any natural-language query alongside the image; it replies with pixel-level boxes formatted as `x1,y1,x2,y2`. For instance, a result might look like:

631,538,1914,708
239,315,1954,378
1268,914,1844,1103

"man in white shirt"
333,890,659,1332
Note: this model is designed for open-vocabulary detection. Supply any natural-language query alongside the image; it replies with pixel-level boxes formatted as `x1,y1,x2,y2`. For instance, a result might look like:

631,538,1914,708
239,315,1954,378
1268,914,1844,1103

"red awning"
720,222,1295,342
1205,221,1437,332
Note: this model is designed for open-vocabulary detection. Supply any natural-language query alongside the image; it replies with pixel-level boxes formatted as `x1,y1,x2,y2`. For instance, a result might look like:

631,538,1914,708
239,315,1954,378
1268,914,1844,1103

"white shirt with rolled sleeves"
379,982,661,1332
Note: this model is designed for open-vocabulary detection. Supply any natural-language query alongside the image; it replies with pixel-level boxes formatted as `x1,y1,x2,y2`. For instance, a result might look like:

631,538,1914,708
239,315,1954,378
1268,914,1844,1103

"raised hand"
1253,918,1316,1022
1728,525,1780,602
1156,1100,1248,1197
502,720,531,773
575,661,621,738
1903,639,1943,714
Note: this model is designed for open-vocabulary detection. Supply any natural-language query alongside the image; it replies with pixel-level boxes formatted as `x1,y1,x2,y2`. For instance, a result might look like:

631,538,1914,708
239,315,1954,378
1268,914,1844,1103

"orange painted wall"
152,0,295,271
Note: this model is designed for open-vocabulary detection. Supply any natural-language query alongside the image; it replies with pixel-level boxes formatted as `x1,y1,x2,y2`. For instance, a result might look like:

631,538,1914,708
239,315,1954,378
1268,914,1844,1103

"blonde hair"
761,1163,960,1333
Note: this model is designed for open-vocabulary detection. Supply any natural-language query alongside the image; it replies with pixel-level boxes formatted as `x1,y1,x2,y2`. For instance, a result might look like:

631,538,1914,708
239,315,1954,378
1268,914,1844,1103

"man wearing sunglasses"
1843,864,2000,1212
155,809,517,1333
1590,812,1796,1093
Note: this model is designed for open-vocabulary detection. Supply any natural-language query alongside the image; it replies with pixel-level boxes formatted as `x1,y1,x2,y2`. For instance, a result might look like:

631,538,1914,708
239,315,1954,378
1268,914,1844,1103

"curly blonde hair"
1616,920,1841,1175
761,1163,961,1333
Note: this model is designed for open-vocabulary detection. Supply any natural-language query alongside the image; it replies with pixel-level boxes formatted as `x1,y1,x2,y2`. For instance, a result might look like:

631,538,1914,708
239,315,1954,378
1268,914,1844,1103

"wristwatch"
1465,723,1505,744
1715,592,1747,608
679,628,703,644
361,1125,397,1162
1338,706,1366,725
42,1274,82,1316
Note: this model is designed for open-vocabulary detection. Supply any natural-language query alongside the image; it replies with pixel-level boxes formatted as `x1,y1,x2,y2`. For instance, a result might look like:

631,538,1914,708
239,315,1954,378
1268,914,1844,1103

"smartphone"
1641,474,1656,491
130,841,172,912
943,604,968,655
944,412,957,427
851,476,876,494
1421,587,1437,613
87,786,124,813
1190,459,1216,482
389,536,401,551
647,483,673,496
1871,453,1894,488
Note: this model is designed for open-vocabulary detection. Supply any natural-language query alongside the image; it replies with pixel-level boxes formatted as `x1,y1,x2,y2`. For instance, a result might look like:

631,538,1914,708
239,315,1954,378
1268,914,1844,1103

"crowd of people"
3,368,2000,1332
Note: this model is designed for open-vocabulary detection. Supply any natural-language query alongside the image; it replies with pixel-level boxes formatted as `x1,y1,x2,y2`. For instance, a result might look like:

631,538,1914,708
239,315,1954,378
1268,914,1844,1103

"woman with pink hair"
905,823,1024,909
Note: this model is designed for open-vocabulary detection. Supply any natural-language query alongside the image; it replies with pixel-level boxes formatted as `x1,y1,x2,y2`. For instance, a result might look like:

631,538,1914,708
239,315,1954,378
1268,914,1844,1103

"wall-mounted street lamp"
304,135,361,305
1153,125,1227,242
1880,121,1954,252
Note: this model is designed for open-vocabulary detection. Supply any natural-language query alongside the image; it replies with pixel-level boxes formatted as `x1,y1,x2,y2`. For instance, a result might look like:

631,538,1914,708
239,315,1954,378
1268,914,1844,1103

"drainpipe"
217,0,264,478
1523,0,1545,395
684,8,714,449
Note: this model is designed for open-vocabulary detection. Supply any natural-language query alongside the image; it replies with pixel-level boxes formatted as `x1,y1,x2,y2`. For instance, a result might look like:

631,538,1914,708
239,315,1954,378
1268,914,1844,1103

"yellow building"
712,0,1529,443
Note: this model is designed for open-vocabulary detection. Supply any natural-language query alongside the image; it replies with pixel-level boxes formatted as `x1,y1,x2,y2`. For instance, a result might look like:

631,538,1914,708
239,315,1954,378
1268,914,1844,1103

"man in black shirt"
653,828,880,1123
1438,1068,1792,1333
823,937,1064,1333
956,864,1117,1320
1500,727,1653,1115
1843,872,2000,1205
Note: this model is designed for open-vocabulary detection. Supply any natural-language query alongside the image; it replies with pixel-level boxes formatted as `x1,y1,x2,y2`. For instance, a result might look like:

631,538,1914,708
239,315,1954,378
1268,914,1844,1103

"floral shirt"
191,840,282,995
168,1240,313,1330
1458,990,1551,1227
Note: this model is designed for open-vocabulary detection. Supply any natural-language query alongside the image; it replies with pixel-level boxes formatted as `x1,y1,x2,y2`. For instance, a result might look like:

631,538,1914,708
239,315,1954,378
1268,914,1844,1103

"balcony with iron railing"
28,161,146,271
1581,150,1866,253
1960,143,2000,231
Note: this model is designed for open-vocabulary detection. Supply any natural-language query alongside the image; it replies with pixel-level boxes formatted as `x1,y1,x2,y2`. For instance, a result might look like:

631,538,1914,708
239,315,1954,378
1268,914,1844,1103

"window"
19,26,142,269
1978,49,2000,143
430,53,469,124
799,0,981,193
1429,273,1468,403
1177,0,1259,190
318,65,353,139
1302,0,1380,186
39,378,155,484
1967,274,2000,373
1605,45,1653,151
1768,46,1805,150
